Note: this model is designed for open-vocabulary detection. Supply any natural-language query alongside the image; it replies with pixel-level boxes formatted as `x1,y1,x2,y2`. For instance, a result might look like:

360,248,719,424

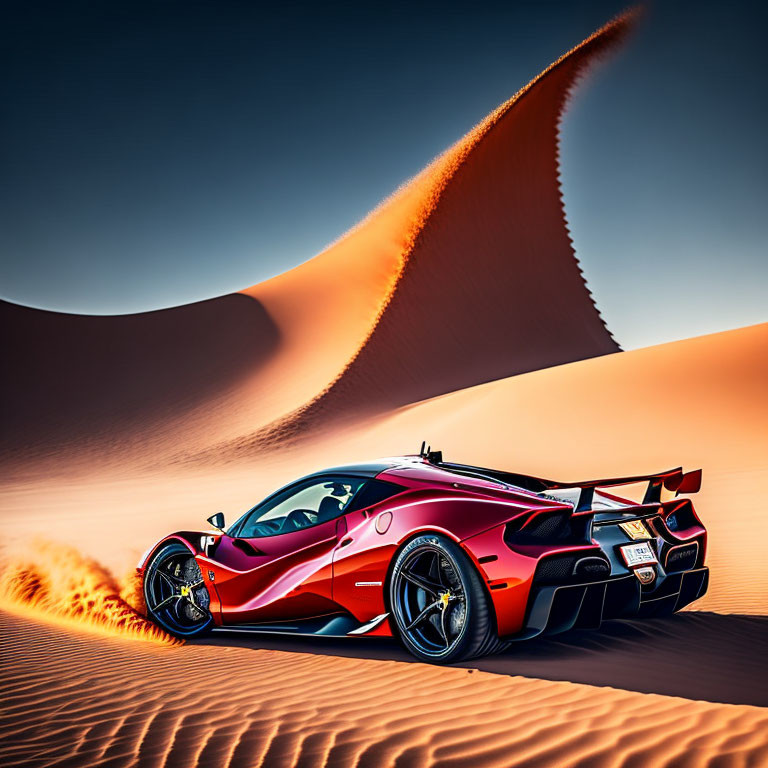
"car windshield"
236,477,366,538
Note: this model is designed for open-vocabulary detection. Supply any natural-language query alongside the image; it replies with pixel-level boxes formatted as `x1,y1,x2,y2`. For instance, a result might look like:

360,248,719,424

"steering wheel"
250,518,282,536
282,509,316,532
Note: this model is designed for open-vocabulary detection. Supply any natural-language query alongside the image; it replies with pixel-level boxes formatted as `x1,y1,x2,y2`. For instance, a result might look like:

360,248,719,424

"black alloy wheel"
390,533,507,663
144,542,213,638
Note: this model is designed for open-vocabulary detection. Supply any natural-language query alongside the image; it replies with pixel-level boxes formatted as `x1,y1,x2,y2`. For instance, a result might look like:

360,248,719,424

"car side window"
345,479,406,512
237,476,366,538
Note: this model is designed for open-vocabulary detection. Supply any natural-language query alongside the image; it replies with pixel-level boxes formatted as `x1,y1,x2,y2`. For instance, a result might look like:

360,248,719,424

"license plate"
620,542,658,567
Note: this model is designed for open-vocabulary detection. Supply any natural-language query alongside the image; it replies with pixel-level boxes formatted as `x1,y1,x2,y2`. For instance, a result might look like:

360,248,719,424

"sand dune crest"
232,13,636,453
0,14,637,471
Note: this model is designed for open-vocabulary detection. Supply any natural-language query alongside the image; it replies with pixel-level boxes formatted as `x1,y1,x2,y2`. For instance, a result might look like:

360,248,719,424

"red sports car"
139,447,709,662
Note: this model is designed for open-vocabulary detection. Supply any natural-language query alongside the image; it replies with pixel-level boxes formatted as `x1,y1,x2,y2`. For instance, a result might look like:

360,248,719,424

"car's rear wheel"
389,533,508,663
144,542,213,638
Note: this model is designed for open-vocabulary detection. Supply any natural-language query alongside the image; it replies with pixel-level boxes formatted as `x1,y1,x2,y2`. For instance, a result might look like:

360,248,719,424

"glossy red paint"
140,456,709,641
198,519,340,624
459,524,604,636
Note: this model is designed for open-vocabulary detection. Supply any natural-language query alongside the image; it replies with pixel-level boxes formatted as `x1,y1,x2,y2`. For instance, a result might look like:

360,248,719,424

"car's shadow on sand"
192,611,768,707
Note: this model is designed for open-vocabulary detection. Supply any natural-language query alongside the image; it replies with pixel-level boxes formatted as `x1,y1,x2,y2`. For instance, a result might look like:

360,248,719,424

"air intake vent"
665,543,698,573
232,539,263,557
528,515,565,539
505,511,591,548
573,556,611,580
533,555,577,584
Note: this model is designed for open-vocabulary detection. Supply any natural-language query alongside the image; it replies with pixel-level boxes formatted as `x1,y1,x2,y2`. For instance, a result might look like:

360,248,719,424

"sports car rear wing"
421,446,702,512
536,467,703,511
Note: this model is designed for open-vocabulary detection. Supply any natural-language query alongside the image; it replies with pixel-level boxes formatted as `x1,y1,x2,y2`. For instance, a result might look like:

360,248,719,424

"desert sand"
2,11,767,768
0,13,627,474
2,611,768,768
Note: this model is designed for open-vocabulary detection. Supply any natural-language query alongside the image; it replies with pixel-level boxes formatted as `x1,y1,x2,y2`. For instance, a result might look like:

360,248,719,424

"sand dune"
0,296,279,473
238,15,630,451
0,15,634,472
2,611,767,768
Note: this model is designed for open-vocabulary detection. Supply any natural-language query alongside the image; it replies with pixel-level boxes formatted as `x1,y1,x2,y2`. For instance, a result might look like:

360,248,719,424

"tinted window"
346,479,406,512
237,476,365,538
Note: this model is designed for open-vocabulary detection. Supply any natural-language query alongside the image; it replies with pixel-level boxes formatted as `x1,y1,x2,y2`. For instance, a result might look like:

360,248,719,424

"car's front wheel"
144,542,213,638
389,533,507,663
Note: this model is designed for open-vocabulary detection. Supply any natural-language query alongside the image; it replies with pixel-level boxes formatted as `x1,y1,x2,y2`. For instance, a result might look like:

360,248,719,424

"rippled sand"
3,612,768,768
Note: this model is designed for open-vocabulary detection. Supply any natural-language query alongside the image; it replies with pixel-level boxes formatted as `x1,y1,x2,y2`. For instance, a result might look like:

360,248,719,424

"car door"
210,475,365,625
331,478,409,621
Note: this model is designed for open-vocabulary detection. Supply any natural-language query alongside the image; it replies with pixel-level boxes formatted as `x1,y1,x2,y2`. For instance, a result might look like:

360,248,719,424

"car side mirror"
207,512,226,532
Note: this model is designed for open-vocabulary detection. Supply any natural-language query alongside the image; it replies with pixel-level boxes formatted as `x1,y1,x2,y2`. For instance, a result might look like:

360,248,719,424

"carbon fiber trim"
512,567,709,641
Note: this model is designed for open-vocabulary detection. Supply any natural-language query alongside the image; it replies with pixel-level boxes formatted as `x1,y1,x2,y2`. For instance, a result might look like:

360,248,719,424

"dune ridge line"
224,11,637,455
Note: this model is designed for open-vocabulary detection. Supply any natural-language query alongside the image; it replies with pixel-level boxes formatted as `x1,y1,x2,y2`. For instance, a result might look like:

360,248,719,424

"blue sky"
1,0,765,349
